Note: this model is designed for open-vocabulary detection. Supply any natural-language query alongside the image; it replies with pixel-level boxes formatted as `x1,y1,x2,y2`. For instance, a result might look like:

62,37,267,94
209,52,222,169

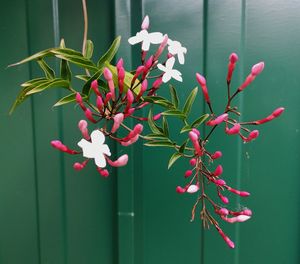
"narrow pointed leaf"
54,54,98,71
178,140,188,153
168,152,182,169
191,114,210,128
148,108,164,134
180,125,192,133
21,78,48,87
97,36,121,67
82,67,105,96
8,48,53,67
53,93,88,107
162,110,186,119
183,87,198,116
170,85,179,108
26,78,69,95
37,59,55,79
144,140,175,148
59,40,72,81
162,116,169,137
144,134,168,140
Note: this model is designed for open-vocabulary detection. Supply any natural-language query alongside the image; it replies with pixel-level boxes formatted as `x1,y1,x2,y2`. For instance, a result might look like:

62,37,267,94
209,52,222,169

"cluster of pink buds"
175,52,284,248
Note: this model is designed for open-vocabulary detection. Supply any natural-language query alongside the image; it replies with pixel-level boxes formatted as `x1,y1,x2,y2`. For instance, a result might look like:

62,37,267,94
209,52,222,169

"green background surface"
0,0,299,263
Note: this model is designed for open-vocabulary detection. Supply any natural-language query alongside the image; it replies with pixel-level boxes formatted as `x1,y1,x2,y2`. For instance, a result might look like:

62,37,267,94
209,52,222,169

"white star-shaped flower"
77,130,111,168
128,30,164,51
157,57,182,83
167,39,187,64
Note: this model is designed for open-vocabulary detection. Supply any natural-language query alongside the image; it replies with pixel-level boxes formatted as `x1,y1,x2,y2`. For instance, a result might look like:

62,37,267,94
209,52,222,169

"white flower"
77,130,111,168
157,57,182,83
128,30,164,51
167,39,187,64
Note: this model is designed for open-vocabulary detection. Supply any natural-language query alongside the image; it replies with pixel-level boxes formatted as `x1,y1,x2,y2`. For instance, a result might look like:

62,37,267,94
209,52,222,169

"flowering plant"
9,14,284,248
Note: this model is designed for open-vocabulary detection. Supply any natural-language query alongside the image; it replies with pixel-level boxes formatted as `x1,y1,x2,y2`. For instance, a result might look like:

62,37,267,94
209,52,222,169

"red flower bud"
211,151,222,159
225,123,241,135
196,73,210,103
207,114,228,126
213,165,223,177
184,170,193,178
176,186,186,194
251,62,264,76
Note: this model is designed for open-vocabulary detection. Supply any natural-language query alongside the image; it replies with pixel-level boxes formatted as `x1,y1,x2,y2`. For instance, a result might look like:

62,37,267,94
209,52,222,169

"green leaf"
59,39,72,81
75,75,90,82
178,140,188,153
144,140,175,148
54,54,98,71
154,100,174,108
143,96,167,102
8,48,53,67
53,93,87,107
9,85,37,114
37,59,55,79
180,125,192,133
144,134,168,140
168,152,182,169
85,40,94,59
21,78,48,87
183,87,198,116
26,78,69,95
191,114,210,128
51,48,84,57
148,108,164,134
82,67,105,96
162,110,186,119
169,85,179,108
162,116,169,137
97,36,121,67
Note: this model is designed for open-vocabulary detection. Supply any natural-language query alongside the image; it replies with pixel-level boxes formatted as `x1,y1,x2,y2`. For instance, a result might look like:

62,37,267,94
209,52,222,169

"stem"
81,0,88,56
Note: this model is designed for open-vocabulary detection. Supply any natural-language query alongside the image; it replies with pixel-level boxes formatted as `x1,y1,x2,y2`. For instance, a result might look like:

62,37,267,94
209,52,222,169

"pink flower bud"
124,90,134,113
212,179,226,186
213,165,223,177
218,192,229,204
238,74,255,91
216,226,235,249
78,120,90,140
97,167,109,177
152,77,163,89
76,92,86,111
116,58,124,69
111,113,124,133
230,209,252,216
51,140,79,154
251,62,264,76
120,134,139,146
124,107,135,118
141,15,150,30
144,55,153,69
190,158,197,166
229,52,239,63
107,154,129,167
73,160,89,171
122,124,143,142
217,208,229,216
273,107,285,117
136,79,148,101
118,65,125,94
226,186,250,197
192,128,200,137
103,67,113,80
189,131,198,142
207,113,228,126
153,113,162,121
225,123,241,135
176,186,186,194
227,53,239,83
104,92,112,105
221,215,251,223
85,108,97,123
242,130,259,142
96,96,104,112
187,184,199,193
91,80,100,96
196,73,210,103
154,34,168,61
211,151,222,159
184,170,193,178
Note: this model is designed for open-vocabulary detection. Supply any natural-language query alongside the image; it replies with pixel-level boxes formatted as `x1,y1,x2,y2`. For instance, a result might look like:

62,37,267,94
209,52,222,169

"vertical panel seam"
234,0,246,263
51,0,68,263
24,0,42,262
201,1,208,264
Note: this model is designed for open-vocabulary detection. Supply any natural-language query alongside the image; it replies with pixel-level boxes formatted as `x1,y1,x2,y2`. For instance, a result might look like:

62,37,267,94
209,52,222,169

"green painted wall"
0,0,299,263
